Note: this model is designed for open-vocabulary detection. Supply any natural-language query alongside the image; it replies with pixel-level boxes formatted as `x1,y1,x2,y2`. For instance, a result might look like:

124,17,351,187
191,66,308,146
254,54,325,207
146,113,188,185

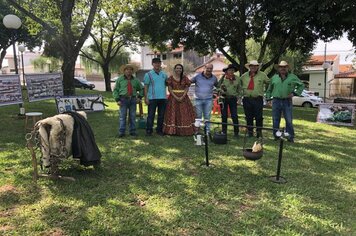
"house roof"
339,64,353,73
306,54,338,65
335,71,356,79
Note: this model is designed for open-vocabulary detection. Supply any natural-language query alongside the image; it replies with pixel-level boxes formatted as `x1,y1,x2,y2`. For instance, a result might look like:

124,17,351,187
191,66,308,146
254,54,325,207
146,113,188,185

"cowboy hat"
120,64,137,73
245,60,261,69
223,64,238,72
277,61,289,67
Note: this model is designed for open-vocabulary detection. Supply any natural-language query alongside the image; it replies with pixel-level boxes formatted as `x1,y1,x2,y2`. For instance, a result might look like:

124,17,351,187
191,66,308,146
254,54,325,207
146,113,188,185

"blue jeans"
220,97,239,134
119,97,137,135
146,99,167,134
195,98,213,132
272,98,294,139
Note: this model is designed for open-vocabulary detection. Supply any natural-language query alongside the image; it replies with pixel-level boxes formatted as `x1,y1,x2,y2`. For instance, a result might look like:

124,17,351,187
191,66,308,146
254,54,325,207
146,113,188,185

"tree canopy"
7,0,99,95
133,0,356,74
80,0,140,92
0,0,41,69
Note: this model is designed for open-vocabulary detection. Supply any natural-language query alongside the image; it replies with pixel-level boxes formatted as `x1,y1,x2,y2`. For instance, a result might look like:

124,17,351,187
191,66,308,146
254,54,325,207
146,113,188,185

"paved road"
91,81,115,91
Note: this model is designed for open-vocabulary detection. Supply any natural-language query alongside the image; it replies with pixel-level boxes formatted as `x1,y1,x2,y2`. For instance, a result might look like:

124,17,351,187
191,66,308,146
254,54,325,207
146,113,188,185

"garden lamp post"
3,14,22,74
322,61,331,102
18,44,26,86
3,14,24,114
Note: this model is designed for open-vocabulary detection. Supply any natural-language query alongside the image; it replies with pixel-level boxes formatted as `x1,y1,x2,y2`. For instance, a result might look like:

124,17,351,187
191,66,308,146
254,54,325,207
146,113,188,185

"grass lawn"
0,89,355,235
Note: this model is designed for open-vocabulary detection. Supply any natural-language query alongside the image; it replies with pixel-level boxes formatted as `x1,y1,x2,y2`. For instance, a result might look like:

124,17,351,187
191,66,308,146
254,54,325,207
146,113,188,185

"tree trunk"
62,55,76,95
102,63,112,92
0,49,6,70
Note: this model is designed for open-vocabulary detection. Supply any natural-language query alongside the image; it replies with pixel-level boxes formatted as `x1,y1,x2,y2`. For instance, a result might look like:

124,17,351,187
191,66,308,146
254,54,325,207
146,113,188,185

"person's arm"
265,78,273,100
144,85,150,105
168,85,180,102
112,78,121,105
143,73,150,105
293,77,305,96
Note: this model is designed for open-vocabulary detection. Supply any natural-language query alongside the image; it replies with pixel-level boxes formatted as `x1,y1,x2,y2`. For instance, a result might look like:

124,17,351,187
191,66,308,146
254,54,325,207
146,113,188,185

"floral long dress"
163,76,196,136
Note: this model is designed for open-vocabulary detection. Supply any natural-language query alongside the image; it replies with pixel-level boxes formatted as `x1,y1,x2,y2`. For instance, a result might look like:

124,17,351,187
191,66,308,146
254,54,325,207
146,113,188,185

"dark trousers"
146,99,167,134
243,96,263,136
220,97,239,134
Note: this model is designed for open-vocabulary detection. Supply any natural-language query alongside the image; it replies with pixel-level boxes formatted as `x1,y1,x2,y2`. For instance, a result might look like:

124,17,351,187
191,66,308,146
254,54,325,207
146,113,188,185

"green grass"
0,89,355,235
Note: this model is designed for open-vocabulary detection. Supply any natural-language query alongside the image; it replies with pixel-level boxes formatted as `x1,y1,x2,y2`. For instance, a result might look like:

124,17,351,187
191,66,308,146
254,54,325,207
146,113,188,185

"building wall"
307,70,332,98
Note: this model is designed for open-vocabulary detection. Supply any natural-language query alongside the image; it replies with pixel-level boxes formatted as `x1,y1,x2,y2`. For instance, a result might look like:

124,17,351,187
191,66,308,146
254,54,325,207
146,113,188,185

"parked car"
74,77,95,90
292,90,323,108
110,76,119,83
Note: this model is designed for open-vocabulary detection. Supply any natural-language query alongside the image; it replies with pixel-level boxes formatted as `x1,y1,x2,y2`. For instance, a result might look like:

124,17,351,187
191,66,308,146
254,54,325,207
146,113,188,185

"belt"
244,96,262,99
273,97,290,100
120,95,136,99
172,90,185,93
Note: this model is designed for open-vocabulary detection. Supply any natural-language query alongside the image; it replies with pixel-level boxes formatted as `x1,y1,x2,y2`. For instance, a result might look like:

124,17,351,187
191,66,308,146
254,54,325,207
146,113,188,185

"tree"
80,46,130,79
80,0,139,92
163,58,195,77
133,0,355,75
6,0,99,95
0,0,41,69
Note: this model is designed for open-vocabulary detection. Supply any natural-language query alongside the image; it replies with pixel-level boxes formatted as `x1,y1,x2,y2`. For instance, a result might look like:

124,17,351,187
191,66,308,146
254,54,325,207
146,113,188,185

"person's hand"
117,101,121,106
287,93,294,98
267,100,272,107
145,98,149,105
136,98,142,103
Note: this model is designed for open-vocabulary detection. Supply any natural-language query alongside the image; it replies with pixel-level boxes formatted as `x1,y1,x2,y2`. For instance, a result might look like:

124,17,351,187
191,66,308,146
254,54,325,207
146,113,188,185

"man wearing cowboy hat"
266,60,304,142
113,64,143,137
217,64,241,137
240,60,270,138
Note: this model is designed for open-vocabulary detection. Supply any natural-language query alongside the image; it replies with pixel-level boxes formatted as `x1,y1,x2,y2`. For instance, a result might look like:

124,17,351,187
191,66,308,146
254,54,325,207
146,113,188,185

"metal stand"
203,121,288,183
202,125,211,167
269,136,287,184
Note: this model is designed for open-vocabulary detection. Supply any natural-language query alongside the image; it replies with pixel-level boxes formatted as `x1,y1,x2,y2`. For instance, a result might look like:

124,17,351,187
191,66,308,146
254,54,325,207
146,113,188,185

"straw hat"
120,64,137,73
277,61,289,67
245,60,261,69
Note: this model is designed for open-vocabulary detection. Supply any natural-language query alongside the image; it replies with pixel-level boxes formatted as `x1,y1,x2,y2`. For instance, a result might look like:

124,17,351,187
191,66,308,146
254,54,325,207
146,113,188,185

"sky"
312,34,355,64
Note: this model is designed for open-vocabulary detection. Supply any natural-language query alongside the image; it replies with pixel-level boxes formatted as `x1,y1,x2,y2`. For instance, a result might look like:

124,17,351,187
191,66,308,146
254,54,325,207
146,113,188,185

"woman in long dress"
163,64,196,136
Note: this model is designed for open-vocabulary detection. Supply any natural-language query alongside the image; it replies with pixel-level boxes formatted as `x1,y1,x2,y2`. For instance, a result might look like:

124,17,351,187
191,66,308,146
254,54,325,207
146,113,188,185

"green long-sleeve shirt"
240,71,270,97
112,75,143,102
217,75,241,97
266,73,304,99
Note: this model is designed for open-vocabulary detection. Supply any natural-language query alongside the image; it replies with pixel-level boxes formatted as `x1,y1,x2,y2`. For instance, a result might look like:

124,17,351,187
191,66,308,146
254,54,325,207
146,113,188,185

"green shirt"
240,70,270,97
266,73,304,99
112,75,143,102
217,75,241,97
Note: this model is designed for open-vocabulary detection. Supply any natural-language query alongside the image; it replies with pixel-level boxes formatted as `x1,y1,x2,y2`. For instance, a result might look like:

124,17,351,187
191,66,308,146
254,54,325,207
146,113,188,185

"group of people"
113,57,304,143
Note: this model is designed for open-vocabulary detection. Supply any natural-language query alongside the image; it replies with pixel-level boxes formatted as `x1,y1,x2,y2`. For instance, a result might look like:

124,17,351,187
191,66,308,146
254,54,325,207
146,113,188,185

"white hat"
277,61,289,67
245,60,261,69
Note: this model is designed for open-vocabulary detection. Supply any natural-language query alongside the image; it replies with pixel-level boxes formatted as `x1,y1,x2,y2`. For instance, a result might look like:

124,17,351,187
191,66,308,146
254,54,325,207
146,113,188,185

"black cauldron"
243,148,263,160
209,129,227,144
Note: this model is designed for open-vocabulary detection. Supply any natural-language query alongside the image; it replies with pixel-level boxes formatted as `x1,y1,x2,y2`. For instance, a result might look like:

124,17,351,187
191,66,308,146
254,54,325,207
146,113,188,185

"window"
173,53,182,59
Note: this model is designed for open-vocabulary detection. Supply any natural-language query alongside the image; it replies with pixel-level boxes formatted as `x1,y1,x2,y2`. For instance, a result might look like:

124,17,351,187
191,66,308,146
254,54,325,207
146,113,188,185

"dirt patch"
0,208,15,217
0,185,17,193
0,224,15,233
42,228,66,236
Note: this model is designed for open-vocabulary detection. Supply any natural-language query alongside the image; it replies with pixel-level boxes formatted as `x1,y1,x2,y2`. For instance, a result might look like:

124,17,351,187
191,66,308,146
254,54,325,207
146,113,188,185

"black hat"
223,64,238,72
152,57,162,63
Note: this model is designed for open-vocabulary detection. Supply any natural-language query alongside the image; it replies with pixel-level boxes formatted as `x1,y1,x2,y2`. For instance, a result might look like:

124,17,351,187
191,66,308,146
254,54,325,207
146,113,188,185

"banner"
317,103,355,126
55,95,106,113
25,73,63,102
0,74,23,106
